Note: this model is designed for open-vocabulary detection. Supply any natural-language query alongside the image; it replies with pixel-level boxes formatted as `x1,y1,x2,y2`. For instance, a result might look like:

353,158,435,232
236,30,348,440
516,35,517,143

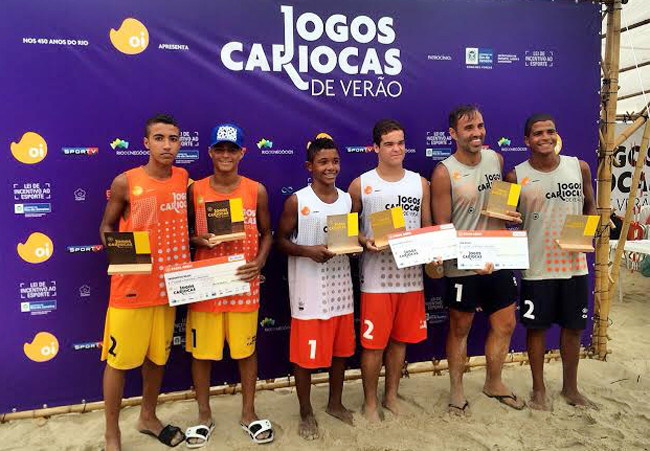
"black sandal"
139,424,185,447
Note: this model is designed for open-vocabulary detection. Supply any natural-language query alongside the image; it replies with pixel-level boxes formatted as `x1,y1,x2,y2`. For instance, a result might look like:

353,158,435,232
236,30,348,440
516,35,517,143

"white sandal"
185,422,215,449
240,419,274,444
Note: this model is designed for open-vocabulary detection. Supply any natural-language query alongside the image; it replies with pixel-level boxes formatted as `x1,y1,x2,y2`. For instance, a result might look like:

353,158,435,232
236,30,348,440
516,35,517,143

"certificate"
164,254,250,307
457,230,529,270
388,224,458,269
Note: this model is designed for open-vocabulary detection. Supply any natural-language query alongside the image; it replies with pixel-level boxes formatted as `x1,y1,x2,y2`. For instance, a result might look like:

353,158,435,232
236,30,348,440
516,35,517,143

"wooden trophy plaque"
105,231,152,275
555,214,599,252
205,198,246,244
481,180,521,221
327,212,363,254
370,206,406,250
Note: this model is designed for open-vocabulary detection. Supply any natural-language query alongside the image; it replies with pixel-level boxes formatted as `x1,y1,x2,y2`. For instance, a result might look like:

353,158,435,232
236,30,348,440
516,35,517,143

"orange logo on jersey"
132,185,143,196
24,331,59,362
520,176,530,186
364,185,373,194
301,206,310,216
197,195,204,204
452,171,462,180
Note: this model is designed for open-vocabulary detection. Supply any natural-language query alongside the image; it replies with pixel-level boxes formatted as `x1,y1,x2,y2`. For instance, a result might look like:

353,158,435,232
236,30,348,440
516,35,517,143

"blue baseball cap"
209,123,244,148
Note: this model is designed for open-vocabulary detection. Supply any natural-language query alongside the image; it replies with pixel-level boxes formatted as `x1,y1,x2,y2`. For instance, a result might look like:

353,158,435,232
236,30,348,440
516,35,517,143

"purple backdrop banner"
1,0,600,413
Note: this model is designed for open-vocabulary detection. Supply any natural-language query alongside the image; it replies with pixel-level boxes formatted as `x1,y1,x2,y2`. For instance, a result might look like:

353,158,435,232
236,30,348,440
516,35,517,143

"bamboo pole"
1,349,583,422
593,0,622,360
613,115,647,149
608,117,650,292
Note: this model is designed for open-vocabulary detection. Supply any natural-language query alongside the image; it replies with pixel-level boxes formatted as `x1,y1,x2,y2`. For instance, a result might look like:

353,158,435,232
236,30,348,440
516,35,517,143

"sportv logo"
17,232,53,263
11,132,47,164
110,17,149,55
62,147,98,156
66,245,104,253
220,5,403,96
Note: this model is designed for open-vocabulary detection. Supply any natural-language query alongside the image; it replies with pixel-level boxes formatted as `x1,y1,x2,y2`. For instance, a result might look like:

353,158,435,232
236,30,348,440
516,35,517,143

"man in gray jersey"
431,105,524,415
505,113,597,410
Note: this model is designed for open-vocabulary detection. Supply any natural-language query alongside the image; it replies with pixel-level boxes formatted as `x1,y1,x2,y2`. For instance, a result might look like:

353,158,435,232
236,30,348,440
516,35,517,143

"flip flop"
447,400,470,416
240,419,274,444
483,392,526,410
139,424,185,447
185,422,215,449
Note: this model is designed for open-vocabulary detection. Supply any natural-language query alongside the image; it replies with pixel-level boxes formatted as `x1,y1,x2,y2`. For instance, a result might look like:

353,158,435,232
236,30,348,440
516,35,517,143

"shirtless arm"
348,177,378,251
99,173,128,247
580,160,597,216
430,163,452,225
237,183,273,282
420,177,432,227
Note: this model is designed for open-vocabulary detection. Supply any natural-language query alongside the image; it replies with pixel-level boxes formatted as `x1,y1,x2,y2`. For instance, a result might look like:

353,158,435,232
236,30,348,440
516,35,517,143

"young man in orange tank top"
99,114,187,450
184,123,274,446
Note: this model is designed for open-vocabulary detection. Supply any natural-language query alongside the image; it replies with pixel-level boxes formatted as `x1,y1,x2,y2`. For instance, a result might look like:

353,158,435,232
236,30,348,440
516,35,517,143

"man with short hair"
100,113,188,450
431,105,524,415
349,119,433,421
505,113,596,410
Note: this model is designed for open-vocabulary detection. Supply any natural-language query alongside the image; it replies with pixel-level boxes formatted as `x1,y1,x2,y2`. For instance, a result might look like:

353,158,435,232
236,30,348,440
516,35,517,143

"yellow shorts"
186,310,258,361
101,305,176,370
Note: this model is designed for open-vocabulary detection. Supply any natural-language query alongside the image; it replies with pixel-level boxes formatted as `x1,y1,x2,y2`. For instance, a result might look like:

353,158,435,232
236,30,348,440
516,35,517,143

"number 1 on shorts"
308,339,317,360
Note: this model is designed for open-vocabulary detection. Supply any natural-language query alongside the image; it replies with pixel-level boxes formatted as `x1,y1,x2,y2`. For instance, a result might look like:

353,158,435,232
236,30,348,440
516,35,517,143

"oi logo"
24,331,59,362
10,132,47,164
17,232,54,263
110,17,149,55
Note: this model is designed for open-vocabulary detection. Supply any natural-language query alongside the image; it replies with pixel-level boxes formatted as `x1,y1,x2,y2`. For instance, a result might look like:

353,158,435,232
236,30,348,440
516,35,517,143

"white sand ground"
1,270,649,451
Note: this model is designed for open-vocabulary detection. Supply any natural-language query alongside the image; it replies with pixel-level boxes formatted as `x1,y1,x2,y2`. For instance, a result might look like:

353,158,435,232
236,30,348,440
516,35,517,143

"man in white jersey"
349,119,433,421
277,136,355,439
431,105,524,414
505,113,597,410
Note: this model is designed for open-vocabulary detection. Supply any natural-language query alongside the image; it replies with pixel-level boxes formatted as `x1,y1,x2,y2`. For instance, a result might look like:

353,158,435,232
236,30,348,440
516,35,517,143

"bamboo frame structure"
593,0,622,360
1,349,581,422
608,117,650,295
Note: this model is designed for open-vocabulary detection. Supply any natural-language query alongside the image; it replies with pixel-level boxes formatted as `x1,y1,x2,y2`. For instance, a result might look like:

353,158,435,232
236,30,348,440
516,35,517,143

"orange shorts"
290,314,355,369
360,291,427,349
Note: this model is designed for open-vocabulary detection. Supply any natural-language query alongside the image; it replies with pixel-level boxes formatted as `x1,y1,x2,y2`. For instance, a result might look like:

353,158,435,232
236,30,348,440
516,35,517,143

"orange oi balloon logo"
110,17,149,55
132,185,143,196
554,134,563,154
364,185,373,195
24,331,59,362
10,132,47,164
520,176,531,186
17,232,54,263
301,206,311,216
452,171,462,181
316,133,333,140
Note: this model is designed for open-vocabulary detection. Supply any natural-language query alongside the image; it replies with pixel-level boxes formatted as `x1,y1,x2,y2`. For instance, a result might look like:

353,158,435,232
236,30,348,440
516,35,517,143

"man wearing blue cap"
184,123,275,446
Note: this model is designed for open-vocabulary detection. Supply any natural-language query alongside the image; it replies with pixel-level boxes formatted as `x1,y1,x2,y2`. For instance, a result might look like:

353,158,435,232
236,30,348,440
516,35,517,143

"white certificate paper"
388,224,458,269
456,230,529,270
164,254,251,307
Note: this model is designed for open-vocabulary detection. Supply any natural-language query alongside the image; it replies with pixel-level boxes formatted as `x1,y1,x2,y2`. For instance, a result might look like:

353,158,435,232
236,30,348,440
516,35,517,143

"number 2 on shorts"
523,299,535,319
363,319,374,340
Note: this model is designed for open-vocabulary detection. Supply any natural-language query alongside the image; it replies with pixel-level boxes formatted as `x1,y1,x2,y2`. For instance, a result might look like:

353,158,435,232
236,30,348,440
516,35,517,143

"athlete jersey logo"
385,195,420,213
301,206,311,216
160,192,187,213
11,132,47,164
24,331,59,362
17,232,54,263
132,186,143,196
477,173,501,192
451,171,462,181
520,176,531,186
545,182,583,202
363,185,373,194
110,18,149,55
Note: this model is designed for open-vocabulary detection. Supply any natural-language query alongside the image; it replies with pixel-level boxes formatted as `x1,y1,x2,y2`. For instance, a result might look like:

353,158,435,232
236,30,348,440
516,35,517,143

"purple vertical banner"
0,0,600,412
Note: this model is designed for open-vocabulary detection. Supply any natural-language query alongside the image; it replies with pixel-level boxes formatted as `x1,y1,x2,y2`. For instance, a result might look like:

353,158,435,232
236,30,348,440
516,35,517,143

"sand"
1,270,649,451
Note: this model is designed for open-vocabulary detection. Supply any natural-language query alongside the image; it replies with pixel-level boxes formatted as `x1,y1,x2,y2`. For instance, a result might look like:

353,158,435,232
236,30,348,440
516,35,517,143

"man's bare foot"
298,412,320,440
561,389,598,409
361,403,384,422
326,403,354,426
528,390,550,411
382,396,402,416
104,431,121,451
